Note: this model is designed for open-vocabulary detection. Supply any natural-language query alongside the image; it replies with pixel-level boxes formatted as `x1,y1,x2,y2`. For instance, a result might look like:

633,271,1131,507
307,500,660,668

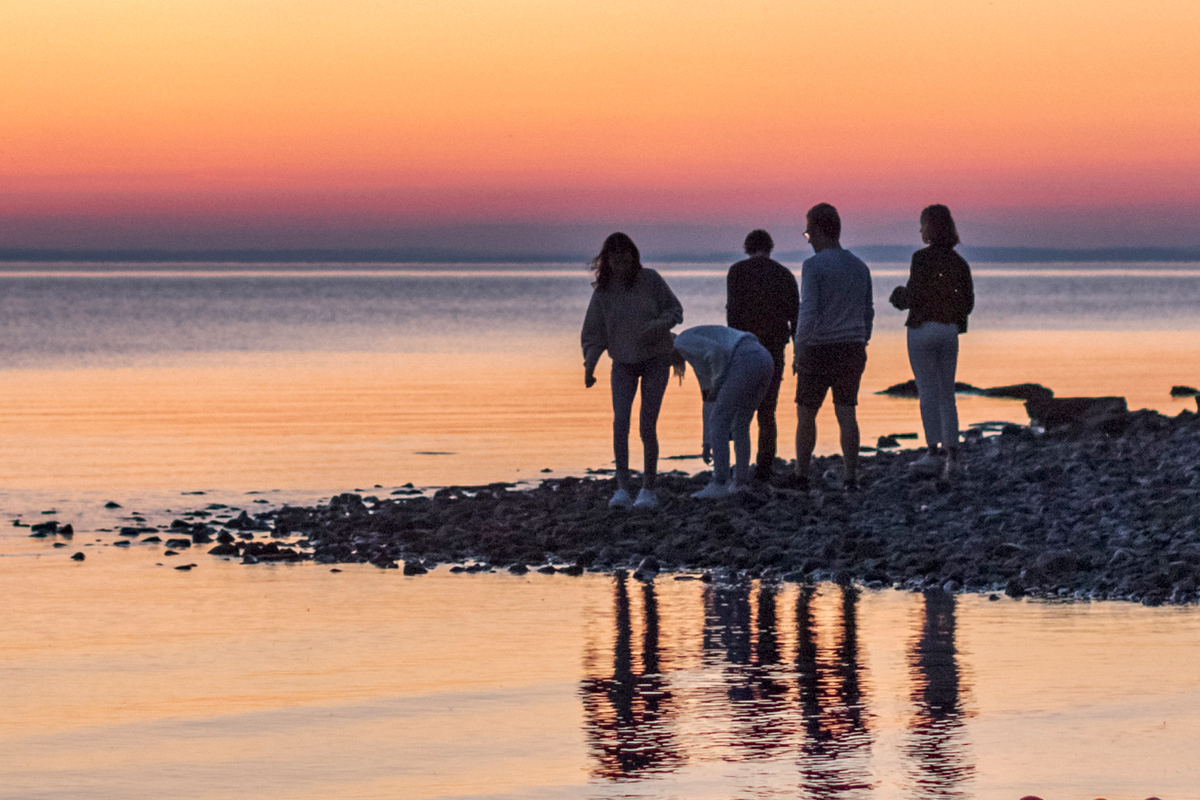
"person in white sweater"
581,233,684,510
673,325,775,499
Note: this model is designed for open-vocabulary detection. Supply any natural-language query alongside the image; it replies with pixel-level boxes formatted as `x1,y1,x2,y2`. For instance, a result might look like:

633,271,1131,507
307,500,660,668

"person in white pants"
673,326,775,499
889,205,975,478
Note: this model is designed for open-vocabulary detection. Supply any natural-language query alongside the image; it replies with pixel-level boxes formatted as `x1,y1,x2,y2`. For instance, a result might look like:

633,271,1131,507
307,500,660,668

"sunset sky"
3,0,1199,253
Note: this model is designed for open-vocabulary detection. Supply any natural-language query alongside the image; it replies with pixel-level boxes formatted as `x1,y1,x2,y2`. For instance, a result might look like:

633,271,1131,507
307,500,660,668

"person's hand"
702,443,711,464
584,366,596,388
889,286,909,310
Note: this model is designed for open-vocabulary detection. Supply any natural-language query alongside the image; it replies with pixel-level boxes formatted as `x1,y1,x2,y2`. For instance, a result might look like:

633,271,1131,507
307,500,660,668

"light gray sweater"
795,247,874,348
581,268,683,368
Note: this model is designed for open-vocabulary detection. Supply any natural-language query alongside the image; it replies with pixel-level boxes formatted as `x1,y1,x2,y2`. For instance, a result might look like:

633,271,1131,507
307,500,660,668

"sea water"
2,262,1200,799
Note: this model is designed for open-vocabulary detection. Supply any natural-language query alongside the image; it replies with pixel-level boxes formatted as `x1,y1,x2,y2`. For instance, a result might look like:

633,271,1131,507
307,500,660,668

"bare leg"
833,404,860,485
795,404,819,481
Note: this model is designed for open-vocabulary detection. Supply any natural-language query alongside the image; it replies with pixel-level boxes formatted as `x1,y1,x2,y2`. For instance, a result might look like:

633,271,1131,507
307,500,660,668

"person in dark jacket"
726,229,799,481
889,205,975,478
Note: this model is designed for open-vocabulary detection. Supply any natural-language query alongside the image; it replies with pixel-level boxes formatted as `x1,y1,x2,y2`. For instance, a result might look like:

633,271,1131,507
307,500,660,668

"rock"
876,435,900,449
164,539,192,549
208,543,240,556
1170,385,1198,397
31,521,58,535
174,564,197,571
508,563,529,575
141,535,162,543
403,560,427,575
71,552,85,561
59,524,74,537
113,540,131,548
536,565,556,574
981,383,1055,402
164,549,178,556
878,380,919,397
104,501,122,508
1025,395,1127,429
562,564,584,576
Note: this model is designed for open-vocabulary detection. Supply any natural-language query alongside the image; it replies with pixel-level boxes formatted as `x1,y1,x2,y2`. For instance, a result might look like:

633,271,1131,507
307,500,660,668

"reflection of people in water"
796,585,874,797
579,573,680,778
704,579,793,757
905,589,974,797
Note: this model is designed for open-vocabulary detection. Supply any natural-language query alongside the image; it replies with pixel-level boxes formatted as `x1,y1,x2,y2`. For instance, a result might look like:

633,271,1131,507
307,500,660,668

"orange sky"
3,0,1199,249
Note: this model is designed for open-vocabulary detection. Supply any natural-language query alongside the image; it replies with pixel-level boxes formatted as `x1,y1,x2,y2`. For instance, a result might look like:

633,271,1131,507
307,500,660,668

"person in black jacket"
726,229,800,481
889,205,974,478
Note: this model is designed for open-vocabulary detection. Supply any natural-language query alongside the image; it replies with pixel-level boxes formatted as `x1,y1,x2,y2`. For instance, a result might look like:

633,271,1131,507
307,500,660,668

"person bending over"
582,232,684,511
673,325,775,500
726,229,800,481
792,204,874,491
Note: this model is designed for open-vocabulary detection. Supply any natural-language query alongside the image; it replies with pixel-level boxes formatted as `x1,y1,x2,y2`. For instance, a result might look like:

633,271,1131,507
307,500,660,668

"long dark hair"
921,204,961,248
591,232,642,290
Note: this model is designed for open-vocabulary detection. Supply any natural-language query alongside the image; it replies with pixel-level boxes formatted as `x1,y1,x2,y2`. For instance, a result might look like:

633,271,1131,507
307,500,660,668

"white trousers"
907,322,960,449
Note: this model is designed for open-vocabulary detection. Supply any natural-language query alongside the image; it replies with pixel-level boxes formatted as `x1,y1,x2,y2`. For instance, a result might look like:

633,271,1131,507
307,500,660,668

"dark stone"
403,560,427,575
208,543,240,556
59,524,74,537
164,549,178,556
104,501,122,508
536,565,556,574
164,539,192,549
1170,385,1198,397
562,564,584,576
876,435,900,449
174,564,197,571
31,521,58,535
982,383,1055,402
508,563,529,575
217,531,235,544
113,540,131,548
878,380,919,397
1025,395,1127,429
141,535,162,543
71,552,85,561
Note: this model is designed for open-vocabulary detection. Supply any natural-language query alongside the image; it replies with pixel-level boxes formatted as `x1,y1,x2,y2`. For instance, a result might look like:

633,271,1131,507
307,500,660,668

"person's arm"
785,269,800,339
725,267,740,329
863,269,875,344
961,257,975,316
794,263,818,348
580,292,607,387
649,270,684,331
701,397,714,463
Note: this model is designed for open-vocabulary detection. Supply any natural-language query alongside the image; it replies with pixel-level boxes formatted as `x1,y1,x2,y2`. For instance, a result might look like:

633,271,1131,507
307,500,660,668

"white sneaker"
691,481,732,500
633,488,659,510
908,451,943,476
608,488,633,509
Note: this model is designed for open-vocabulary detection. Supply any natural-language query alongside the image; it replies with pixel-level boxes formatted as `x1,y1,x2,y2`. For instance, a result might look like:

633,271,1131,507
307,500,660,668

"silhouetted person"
792,204,874,490
890,205,974,480
726,229,800,481
582,232,683,510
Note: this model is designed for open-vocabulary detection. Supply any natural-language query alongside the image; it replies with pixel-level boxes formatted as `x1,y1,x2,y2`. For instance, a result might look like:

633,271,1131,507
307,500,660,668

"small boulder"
71,552,86,561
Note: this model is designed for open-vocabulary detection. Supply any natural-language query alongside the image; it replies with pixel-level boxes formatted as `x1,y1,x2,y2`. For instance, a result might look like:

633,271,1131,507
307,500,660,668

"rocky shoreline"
30,393,1200,607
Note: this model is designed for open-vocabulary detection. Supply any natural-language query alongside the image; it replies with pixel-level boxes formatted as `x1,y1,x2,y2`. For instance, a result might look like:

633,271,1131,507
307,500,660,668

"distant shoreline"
5,245,1200,265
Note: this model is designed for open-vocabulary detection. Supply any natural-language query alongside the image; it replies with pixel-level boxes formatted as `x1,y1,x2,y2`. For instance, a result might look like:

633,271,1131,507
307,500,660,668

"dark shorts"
795,341,868,409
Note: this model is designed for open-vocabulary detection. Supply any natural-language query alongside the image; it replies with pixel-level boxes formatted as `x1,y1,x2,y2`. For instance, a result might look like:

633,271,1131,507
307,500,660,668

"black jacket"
890,246,974,333
726,255,799,353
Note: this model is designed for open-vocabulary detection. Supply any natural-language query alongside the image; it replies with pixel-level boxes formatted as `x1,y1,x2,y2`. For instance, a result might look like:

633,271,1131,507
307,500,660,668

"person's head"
805,203,841,249
919,204,960,247
743,229,774,256
591,232,642,290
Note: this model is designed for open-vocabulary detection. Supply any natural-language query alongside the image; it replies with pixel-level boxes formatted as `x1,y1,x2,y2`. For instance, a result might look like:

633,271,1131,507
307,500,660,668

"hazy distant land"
4,246,1200,264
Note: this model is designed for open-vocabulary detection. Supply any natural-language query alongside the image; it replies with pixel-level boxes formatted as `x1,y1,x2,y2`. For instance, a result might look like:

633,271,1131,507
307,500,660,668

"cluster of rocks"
39,384,1200,606
153,394,1200,606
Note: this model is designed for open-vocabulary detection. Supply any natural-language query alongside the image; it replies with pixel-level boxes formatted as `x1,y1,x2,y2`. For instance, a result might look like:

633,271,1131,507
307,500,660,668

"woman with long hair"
889,205,974,478
581,233,683,510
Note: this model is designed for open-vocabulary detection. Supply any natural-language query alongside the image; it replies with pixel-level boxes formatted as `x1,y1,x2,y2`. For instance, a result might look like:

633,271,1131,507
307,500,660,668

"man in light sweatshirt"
792,203,874,490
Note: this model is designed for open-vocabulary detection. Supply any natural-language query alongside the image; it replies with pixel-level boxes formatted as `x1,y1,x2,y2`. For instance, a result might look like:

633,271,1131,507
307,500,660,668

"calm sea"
2,262,1199,799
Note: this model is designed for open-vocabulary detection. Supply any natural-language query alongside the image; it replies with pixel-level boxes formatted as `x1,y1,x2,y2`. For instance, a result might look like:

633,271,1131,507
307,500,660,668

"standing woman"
889,205,974,478
582,233,684,510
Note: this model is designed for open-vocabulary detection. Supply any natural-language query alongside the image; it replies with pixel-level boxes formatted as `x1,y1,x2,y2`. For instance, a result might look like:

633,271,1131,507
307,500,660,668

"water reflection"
580,574,680,779
582,581,981,797
906,589,974,798
796,585,875,797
